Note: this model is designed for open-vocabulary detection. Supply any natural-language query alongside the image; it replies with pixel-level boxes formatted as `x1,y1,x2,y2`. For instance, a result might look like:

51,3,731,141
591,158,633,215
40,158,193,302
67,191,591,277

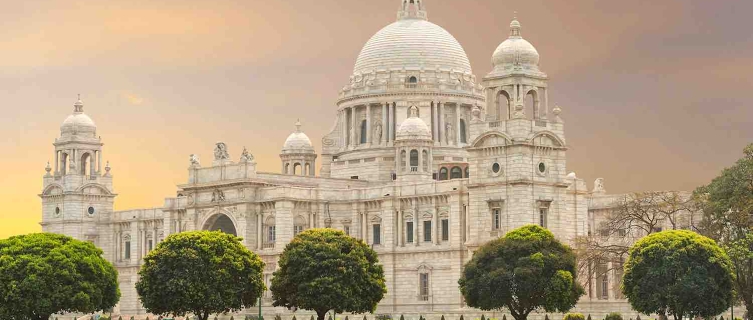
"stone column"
543,87,549,118
456,104,461,145
382,103,388,145
90,153,96,176
256,213,262,250
418,147,423,173
389,103,395,143
437,101,444,145
431,102,437,142
97,150,102,174
397,209,403,247
54,150,59,174
413,206,419,247
361,211,368,242
465,204,470,244
340,110,346,148
433,198,439,245
366,104,372,145
351,107,357,147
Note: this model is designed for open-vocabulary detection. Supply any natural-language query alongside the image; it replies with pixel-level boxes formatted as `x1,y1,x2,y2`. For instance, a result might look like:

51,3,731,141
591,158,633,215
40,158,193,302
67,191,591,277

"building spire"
397,0,428,21
73,94,84,113
295,119,302,132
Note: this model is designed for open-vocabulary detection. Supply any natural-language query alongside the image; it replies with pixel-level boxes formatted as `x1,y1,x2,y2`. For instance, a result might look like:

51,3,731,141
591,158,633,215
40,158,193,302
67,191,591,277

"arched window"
422,150,428,172
450,166,463,179
80,153,91,175
497,90,510,120
293,163,301,175
305,163,311,176
407,76,418,88
293,216,307,236
410,149,419,171
459,119,467,143
526,90,539,119
400,150,407,172
439,167,448,180
465,166,469,178
60,152,68,175
360,120,367,144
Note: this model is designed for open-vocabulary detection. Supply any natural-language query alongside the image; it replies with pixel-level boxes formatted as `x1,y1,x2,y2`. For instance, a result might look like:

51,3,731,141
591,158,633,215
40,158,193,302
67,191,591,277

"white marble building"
39,1,688,319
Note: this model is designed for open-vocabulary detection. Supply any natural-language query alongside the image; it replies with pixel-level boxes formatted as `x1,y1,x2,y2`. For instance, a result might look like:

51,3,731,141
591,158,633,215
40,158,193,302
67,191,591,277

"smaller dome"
491,17,541,74
60,96,97,136
282,120,315,154
396,106,432,141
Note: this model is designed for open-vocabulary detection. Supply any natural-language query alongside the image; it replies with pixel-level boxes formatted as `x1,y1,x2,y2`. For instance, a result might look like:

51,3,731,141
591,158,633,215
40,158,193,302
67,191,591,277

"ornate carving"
239,147,254,163
445,121,454,144
187,193,195,205
214,142,229,160
593,178,606,193
374,121,383,142
513,104,525,119
471,105,482,122
211,189,226,203
189,154,201,167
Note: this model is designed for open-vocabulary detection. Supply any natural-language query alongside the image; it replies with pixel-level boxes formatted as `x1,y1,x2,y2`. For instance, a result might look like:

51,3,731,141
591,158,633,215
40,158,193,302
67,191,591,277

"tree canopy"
0,233,120,320
270,229,386,320
135,231,265,320
622,230,735,320
695,143,753,318
459,225,584,320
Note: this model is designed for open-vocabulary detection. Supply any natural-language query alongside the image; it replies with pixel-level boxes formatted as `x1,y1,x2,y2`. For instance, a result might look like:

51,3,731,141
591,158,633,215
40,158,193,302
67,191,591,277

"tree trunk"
317,310,328,320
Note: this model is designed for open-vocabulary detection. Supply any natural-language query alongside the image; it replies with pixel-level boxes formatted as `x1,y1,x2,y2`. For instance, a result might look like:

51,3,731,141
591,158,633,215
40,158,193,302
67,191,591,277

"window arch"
407,76,418,88
498,90,511,120
526,90,539,119
410,149,419,171
293,215,307,236
450,166,463,179
305,163,311,176
80,152,92,175
439,167,448,180
293,163,301,175
360,120,367,144
459,119,467,143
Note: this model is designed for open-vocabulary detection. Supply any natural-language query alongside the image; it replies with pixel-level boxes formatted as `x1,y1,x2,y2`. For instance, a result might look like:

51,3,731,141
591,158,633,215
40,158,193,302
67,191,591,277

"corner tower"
40,96,115,243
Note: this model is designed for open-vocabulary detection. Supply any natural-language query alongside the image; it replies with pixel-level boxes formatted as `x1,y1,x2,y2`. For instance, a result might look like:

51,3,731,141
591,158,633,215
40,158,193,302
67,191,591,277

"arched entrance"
203,214,237,236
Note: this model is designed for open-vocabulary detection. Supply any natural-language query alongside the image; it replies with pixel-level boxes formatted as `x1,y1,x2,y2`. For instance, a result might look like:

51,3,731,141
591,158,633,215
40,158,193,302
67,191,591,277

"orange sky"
1,0,751,239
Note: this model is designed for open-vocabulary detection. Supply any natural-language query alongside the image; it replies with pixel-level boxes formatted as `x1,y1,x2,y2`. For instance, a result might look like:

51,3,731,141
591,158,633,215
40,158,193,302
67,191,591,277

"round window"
492,163,501,173
538,162,546,173
55,206,61,216
87,206,95,215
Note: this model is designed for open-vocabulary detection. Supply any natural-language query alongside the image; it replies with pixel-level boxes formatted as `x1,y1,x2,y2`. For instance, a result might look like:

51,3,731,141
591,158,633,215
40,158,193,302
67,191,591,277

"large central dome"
353,4,472,76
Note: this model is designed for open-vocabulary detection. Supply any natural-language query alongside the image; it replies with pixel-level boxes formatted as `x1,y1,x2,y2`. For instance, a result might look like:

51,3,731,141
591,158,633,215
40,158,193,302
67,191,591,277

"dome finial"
295,119,302,132
510,13,522,37
409,106,419,118
397,0,428,21
74,94,84,113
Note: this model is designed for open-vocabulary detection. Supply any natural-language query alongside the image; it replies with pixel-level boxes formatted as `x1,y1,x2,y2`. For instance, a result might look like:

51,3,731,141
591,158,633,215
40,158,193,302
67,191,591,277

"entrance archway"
204,214,237,236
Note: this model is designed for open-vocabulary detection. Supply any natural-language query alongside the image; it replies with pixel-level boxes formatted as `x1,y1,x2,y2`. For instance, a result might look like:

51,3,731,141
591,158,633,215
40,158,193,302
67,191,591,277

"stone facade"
39,2,721,320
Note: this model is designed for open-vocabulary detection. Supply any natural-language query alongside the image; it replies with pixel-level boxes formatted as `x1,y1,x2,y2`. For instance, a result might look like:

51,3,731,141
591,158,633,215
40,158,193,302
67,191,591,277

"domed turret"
489,16,543,77
282,120,315,154
60,95,97,138
396,106,432,141
280,120,317,176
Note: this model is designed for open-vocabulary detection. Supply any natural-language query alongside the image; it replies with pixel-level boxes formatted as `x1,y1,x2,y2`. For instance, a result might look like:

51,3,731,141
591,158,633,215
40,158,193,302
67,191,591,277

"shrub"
719,317,725,320
376,315,391,320
503,316,507,320
563,313,585,320
311,316,315,320
587,315,592,320
441,316,446,320
400,315,405,320
604,314,622,320
545,316,550,320
635,316,640,320
292,316,296,320
460,316,464,320
345,316,349,320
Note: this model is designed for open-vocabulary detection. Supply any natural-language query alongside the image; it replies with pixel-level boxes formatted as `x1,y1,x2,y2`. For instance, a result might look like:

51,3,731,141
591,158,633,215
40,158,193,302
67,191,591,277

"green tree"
562,313,584,320
0,233,120,320
696,144,753,318
270,229,386,320
135,231,265,320
622,230,734,320
459,225,584,320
